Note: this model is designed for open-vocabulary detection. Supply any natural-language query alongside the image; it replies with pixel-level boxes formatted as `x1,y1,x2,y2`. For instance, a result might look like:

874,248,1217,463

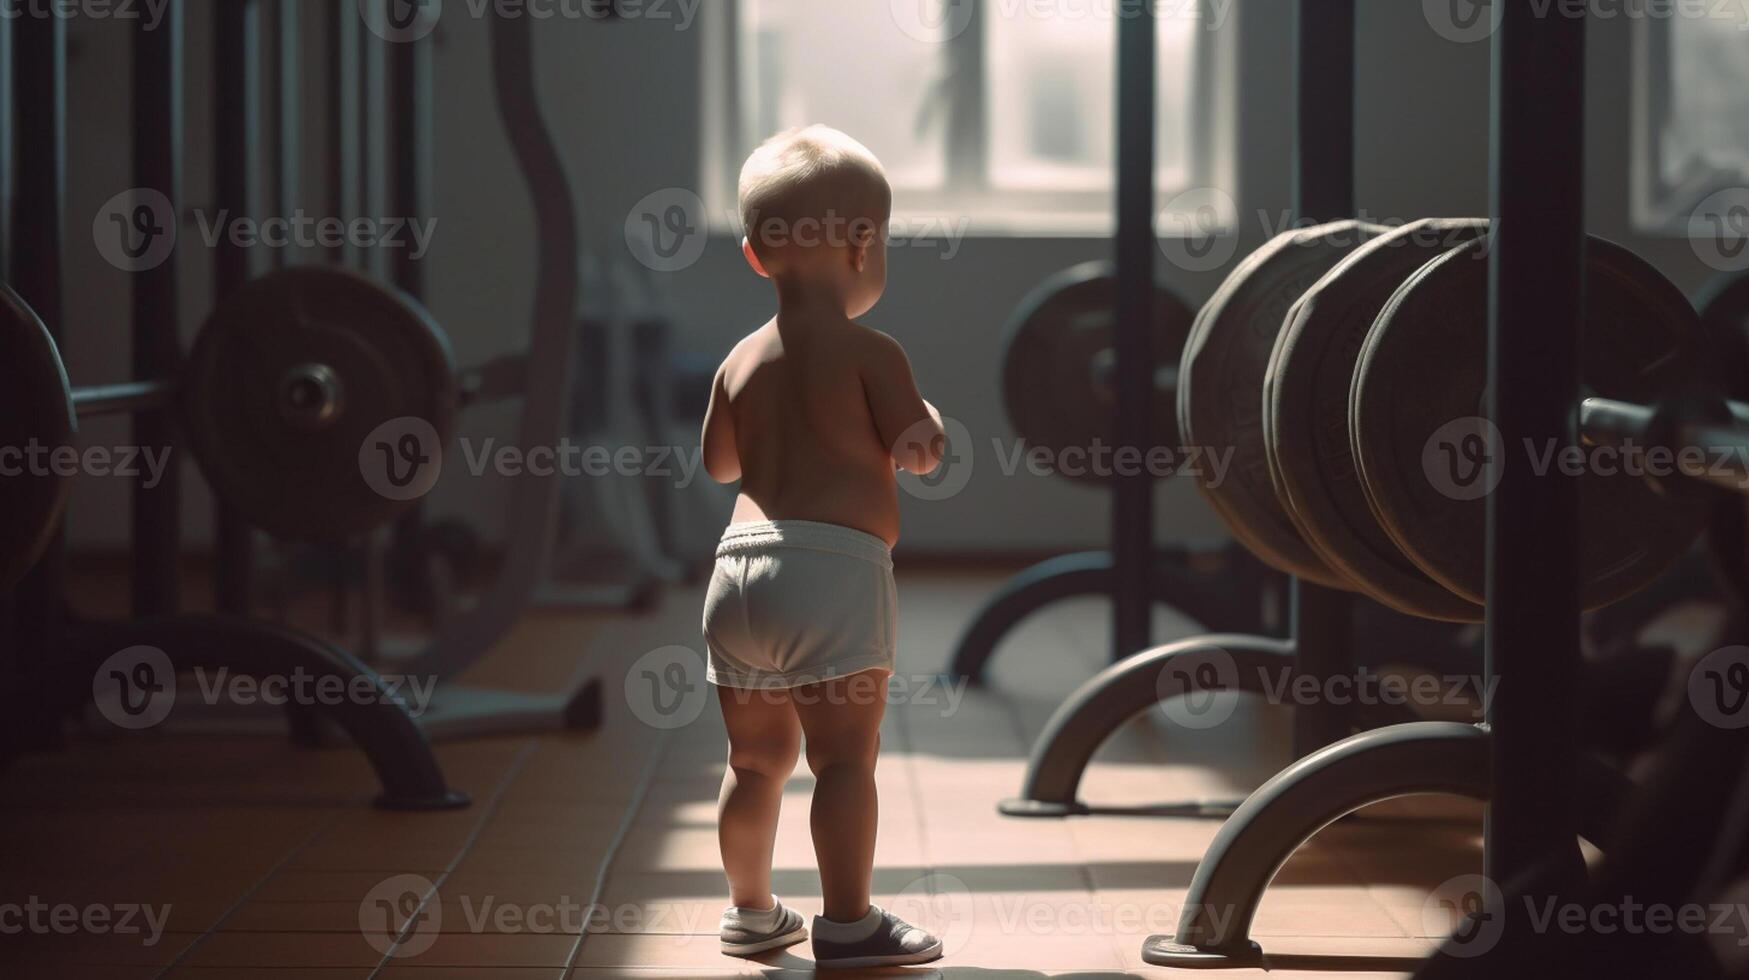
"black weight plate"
1352,235,1715,611
1002,261,1195,485
1177,220,1388,586
1695,272,1749,399
1266,219,1487,622
0,284,76,591
183,267,458,542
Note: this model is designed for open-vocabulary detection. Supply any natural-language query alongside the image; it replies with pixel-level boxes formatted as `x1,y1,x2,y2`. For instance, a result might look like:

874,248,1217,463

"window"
705,0,1228,235
1634,10,1749,234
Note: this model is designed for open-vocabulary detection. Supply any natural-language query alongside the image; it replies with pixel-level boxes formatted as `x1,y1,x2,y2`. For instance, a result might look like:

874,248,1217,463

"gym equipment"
183,267,460,543
1003,261,1193,486
0,285,74,592
1178,218,1388,588
379,3,608,738
1182,222,1713,622
0,0,464,810
994,2,1404,823
949,260,1284,686
540,259,676,608
1265,218,1489,621
1353,234,1713,614
1697,271,1749,398
1136,1,1749,969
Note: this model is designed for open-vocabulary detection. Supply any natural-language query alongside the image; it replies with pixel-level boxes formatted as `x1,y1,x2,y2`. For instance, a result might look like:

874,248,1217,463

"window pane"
986,7,1197,192
741,1,949,191
1662,14,1749,188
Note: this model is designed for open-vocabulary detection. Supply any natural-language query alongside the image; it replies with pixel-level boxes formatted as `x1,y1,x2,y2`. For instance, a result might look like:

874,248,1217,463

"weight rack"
1136,0,1726,969
0,0,624,795
992,0,1398,822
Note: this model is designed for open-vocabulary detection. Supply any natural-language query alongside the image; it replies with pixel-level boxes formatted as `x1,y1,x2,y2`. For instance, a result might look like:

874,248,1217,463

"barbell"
1,267,460,591
1182,218,1732,623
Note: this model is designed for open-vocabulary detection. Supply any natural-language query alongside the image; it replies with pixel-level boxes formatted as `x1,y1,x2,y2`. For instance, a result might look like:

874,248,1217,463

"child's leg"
792,670,889,923
717,685,801,909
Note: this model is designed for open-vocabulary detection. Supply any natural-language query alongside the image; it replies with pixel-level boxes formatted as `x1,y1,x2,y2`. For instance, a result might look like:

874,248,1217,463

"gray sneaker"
812,906,944,969
719,898,807,957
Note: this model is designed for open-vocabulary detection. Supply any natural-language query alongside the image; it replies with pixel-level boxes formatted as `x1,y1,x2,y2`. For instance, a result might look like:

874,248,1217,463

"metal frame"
999,634,1294,817
1142,723,1631,967
58,616,466,810
1137,0,1603,968
388,4,605,738
0,0,466,810
989,0,1361,825
948,547,1282,684
132,0,183,619
212,0,261,615
3,0,69,759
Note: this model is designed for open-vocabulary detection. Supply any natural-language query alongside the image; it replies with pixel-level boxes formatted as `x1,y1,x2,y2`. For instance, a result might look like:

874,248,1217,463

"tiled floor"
0,568,1482,978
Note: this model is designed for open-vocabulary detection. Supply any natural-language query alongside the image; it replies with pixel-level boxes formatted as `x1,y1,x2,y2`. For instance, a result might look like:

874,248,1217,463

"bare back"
702,315,934,547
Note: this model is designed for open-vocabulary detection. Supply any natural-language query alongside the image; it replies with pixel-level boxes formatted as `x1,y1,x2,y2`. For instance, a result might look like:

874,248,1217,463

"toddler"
699,125,946,969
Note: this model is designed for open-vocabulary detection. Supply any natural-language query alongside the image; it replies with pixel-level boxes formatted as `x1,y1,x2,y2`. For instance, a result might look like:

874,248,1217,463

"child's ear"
849,241,867,273
742,237,771,279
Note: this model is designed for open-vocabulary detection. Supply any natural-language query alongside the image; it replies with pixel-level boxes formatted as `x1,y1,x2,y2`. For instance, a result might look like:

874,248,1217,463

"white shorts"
702,520,897,690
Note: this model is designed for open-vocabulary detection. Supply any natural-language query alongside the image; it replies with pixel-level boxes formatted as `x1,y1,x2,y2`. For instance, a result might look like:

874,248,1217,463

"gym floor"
0,565,1481,979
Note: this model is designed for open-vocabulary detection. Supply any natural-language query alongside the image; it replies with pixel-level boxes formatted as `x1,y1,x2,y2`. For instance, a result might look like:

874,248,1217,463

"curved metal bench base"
1141,721,1628,968
1001,633,1297,816
949,548,1277,685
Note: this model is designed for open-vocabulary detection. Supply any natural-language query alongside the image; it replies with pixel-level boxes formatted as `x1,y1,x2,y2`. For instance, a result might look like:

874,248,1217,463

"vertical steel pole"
133,0,185,618
1112,0,1157,663
213,0,261,614
1485,0,1589,913
1288,0,1358,758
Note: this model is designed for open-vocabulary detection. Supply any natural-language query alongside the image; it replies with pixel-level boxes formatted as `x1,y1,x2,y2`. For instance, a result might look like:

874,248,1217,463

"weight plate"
0,284,76,591
1696,272,1749,399
1352,235,1715,611
183,267,459,542
1266,219,1488,622
1002,261,1195,485
1177,220,1388,586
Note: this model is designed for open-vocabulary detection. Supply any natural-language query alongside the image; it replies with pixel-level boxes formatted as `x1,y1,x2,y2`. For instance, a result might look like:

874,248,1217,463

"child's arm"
861,331,945,475
702,365,741,483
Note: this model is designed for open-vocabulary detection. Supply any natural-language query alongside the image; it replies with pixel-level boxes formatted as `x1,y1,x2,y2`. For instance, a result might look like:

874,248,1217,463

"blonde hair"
737,125,891,266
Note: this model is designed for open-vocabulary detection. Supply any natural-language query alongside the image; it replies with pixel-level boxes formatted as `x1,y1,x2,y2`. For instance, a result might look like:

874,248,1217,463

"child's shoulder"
719,322,774,366
842,320,908,359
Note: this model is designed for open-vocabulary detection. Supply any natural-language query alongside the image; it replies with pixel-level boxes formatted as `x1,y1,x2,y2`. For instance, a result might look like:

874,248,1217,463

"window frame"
1631,12,1749,235
702,0,1235,238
